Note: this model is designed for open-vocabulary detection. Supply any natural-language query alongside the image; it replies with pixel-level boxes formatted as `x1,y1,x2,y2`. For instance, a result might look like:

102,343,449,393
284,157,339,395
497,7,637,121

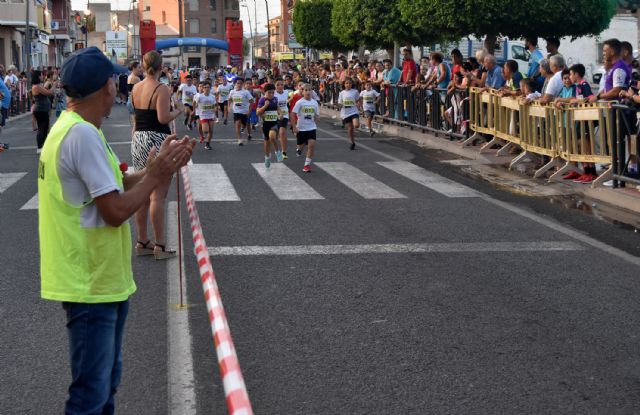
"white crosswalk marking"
315,162,406,199
20,194,38,210
0,172,27,194
377,161,480,198
252,163,324,200
188,164,240,201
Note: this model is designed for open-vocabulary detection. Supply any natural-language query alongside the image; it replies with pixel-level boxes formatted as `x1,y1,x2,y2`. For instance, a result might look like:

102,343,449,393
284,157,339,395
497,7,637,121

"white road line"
188,163,240,201
0,172,27,193
20,194,38,210
252,163,324,200
315,162,406,199
208,241,584,256
377,161,480,198
166,202,197,415
319,124,640,266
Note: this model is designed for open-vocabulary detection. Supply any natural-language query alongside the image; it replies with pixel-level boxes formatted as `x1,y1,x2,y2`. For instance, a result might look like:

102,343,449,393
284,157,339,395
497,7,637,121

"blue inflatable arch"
155,38,229,51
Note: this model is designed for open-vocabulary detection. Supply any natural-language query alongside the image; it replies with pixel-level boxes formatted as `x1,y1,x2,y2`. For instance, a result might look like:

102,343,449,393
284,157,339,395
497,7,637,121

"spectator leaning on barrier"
401,47,418,84
499,60,523,96
39,47,194,414
591,38,631,102
382,59,401,87
483,54,505,89
538,55,566,104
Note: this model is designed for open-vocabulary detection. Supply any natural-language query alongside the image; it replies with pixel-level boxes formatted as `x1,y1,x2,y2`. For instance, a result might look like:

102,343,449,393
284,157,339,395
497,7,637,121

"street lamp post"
241,4,254,66
264,0,270,64
25,0,31,86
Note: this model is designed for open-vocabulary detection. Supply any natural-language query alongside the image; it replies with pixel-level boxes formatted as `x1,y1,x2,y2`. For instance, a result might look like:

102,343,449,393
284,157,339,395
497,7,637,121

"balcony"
51,19,68,35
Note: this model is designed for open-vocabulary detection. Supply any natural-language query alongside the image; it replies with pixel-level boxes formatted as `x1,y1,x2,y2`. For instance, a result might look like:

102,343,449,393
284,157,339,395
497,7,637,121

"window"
188,0,198,12
224,0,238,10
162,11,166,23
209,0,216,10
210,18,217,33
189,18,199,34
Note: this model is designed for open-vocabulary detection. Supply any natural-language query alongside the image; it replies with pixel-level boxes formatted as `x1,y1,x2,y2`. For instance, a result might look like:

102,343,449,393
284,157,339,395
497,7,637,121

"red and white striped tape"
180,166,254,415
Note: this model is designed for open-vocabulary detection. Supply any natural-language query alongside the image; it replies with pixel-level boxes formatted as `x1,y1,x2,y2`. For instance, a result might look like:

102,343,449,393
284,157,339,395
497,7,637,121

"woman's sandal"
153,243,177,260
135,240,155,256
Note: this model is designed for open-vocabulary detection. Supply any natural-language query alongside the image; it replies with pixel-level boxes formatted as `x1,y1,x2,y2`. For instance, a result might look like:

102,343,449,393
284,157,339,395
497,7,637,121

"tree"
331,0,448,51
292,0,349,52
398,0,617,54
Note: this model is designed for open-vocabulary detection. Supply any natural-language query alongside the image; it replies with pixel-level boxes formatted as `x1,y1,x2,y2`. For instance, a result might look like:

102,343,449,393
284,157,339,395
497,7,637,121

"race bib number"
264,111,278,121
202,104,214,111
220,90,229,97
363,96,373,103
343,99,355,107
301,107,315,119
232,97,243,105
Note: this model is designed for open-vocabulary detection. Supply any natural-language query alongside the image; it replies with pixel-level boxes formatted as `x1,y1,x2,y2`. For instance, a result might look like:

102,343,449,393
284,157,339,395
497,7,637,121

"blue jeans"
63,300,129,415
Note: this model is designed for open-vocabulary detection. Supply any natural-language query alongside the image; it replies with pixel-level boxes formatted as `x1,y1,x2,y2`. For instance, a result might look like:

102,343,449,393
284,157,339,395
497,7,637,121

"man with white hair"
483,54,505,89
538,54,566,104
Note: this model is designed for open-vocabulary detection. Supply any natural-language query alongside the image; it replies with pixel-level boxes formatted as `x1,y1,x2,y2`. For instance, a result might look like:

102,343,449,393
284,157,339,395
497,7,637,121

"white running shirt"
360,89,380,112
196,93,216,120
217,83,233,103
274,90,291,119
228,88,254,114
338,89,360,119
292,98,319,131
179,84,197,105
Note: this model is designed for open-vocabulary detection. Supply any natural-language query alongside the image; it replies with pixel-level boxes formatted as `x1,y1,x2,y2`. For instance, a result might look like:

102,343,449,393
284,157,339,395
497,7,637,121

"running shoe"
265,157,271,168
370,131,375,137
296,149,302,157
276,151,283,162
247,134,252,141
204,143,212,150
238,141,243,146
580,174,597,184
187,124,193,131
223,119,228,125
350,143,356,151
303,164,312,173
282,152,288,160
562,171,582,180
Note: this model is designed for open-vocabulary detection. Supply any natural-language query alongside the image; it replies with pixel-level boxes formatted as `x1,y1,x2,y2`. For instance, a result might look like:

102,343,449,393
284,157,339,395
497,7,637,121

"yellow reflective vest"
39,111,135,303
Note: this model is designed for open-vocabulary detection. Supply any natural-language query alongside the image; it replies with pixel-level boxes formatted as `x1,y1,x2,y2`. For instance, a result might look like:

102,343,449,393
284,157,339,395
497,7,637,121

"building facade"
0,0,52,70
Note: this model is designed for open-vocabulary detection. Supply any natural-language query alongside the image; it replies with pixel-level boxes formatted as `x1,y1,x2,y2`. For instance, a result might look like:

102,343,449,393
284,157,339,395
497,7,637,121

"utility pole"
178,0,184,69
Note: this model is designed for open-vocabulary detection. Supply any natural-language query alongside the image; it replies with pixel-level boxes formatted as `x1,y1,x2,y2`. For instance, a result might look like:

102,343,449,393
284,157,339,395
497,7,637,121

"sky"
70,0,279,35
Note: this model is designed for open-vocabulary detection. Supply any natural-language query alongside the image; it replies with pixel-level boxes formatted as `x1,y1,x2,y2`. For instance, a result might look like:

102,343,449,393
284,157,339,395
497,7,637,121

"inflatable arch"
155,38,229,51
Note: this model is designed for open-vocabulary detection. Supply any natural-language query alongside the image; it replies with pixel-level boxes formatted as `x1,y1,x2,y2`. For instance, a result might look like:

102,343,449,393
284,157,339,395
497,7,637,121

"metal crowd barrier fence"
8,80,30,116
465,88,623,187
611,104,640,188
306,79,470,139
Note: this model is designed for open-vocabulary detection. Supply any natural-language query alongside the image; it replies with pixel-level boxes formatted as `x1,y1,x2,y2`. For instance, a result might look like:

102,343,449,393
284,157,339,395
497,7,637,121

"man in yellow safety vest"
38,46,194,414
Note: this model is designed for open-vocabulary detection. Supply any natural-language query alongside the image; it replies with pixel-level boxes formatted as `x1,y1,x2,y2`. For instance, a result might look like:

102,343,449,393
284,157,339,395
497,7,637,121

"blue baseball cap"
60,46,127,98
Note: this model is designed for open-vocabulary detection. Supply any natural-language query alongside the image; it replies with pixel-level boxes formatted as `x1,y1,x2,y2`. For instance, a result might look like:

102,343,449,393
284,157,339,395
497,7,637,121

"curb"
5,112,31,124
318,106,640,220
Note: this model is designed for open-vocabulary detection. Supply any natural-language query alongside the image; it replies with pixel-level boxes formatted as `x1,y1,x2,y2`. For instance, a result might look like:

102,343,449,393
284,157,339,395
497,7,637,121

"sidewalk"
320,107,640,226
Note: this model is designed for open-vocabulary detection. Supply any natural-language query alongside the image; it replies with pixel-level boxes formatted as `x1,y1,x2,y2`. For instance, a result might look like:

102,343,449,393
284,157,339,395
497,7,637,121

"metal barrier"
8,80,30,116
611,103,640,188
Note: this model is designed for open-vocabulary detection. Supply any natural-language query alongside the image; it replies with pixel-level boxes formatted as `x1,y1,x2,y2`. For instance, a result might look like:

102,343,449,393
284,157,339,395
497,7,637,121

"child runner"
228,78,254,146
274,79,292,159
195,81,217,150
256,83,283,167
217,75,232,124
193,82,203,141
251,76,263,128
359,80,380,136
244,78,256,139
338,77,361,150
291,84,320,173
178,75,197,130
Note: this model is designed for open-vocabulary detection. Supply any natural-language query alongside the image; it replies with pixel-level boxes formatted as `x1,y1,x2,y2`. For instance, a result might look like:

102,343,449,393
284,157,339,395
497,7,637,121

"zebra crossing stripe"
0,172,27,194
20,194,38,210
315,162,406,199
252,163,324,200
377,161,480,198
188,164,240,201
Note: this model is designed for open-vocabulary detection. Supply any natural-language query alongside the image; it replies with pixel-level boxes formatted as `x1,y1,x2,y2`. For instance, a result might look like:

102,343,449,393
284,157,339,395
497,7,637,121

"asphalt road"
1,104,640,414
